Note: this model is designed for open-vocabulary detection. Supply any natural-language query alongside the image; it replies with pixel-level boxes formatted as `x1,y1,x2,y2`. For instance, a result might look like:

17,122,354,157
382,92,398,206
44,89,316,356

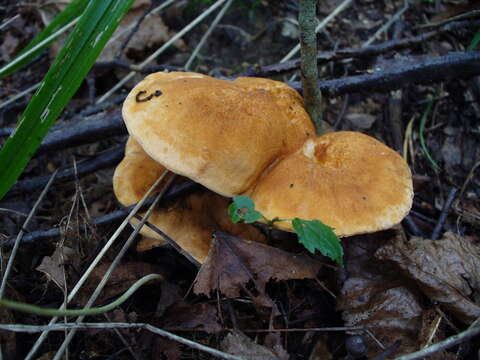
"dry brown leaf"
162,302,222,334
36,245,76,291
221,331,288,360
98,2,186,63
375,231,480,324
77,261,163,306
337,230,425,358
193,232,322,307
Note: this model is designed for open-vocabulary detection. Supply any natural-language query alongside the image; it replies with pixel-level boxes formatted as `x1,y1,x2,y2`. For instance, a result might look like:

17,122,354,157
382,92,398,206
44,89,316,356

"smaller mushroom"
113,137,169,206
113,137,265,263
132,191,266,263
247,131,413,237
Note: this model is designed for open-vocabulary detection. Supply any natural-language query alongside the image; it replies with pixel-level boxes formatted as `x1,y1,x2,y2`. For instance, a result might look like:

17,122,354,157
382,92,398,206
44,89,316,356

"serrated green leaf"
292,218,344,266
0,0,88,78
228,196,263,224
0,0,134,200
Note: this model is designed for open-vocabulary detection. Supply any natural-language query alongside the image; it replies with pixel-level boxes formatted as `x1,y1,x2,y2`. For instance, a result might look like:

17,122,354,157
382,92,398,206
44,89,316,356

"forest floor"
0,0,479,359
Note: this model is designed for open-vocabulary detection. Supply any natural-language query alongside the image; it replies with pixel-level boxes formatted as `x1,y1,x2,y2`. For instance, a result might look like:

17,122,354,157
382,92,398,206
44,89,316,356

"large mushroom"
122,72,315,196
247,131,413,237
116,71,413,260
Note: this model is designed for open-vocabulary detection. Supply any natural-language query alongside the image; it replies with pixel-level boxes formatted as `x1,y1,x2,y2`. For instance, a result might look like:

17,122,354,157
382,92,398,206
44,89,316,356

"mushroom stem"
299,0,325,135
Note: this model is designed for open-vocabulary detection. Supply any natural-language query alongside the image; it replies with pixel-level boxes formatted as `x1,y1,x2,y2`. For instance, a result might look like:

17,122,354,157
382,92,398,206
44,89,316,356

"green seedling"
0,274,161,317
228,196,344,266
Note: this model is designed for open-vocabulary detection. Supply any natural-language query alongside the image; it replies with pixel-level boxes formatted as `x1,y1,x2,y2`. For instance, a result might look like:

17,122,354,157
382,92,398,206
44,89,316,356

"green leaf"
292,218,344,266
228,196,263,224
0,0,134,200
0,0,89,78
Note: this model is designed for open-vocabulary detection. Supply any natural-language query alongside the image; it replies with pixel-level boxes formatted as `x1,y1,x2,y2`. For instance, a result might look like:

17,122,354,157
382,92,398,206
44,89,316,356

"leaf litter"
193,231,323,308
375,231,480,324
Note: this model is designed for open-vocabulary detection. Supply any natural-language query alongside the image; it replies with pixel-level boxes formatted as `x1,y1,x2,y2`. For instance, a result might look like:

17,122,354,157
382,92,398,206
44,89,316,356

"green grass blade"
468,28,480,51
0,0,88,78
419,99,440,170
0,0,134,200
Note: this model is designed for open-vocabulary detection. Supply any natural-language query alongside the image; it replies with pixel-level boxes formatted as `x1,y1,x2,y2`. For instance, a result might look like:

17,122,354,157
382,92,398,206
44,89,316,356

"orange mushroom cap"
248,131,413,237
122,72,314,196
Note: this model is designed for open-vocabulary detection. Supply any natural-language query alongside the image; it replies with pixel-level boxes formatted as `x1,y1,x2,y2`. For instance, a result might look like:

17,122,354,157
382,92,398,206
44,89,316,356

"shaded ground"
0,0,479,359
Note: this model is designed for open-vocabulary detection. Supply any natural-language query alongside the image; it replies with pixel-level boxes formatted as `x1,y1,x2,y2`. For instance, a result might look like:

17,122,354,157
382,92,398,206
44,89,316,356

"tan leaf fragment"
375,231,480,324
36,245,76,292
193,232,322,308
221,331,288,360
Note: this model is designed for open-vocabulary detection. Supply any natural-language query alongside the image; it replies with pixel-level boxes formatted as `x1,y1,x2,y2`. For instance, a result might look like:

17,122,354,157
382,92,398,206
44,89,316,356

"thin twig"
0,323,245,360
0,82,41,110
362,0,410,47
281,0,353,62
9,146,124,194
431,187,459,240
288,52,480,96
393,318,480,360
242,19,480,77
97,0,228,104
1,181,201,248
51,174,176,360
24,172,172,360
0,170,57,297
0,14,20,31
185,0,233,71
0,18,79,77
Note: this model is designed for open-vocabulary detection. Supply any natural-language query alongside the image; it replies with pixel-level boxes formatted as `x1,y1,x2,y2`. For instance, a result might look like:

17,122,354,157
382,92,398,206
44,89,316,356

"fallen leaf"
98,1,186,63
221,331,288,360
337,230,425,358
161,302,222,334
36,245,76,292
193,232,322,307
375,231,480,323
77,261,163,306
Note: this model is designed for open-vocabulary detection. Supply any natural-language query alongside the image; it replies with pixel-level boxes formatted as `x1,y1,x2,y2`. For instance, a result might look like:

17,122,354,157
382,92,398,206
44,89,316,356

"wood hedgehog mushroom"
116,70,413,261
247,131,414,237
121,71,315,196
113,137,265,264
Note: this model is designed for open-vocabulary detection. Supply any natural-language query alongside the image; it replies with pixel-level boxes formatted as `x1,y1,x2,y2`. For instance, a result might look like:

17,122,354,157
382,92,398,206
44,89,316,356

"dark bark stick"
2,53,478,157
1,181,202,247
9,146,124,194
289,52,480,96
240,19,480,77
1,111,127,154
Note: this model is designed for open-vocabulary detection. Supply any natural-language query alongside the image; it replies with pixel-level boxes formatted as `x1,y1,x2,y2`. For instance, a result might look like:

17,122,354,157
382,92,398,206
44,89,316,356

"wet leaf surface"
375,231,480,323
221,331,288,360
194,232,323,307
337,230,425,358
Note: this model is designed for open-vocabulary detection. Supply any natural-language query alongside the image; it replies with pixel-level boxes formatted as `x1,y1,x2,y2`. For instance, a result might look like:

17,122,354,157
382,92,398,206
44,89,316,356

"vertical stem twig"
299,0,324,135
